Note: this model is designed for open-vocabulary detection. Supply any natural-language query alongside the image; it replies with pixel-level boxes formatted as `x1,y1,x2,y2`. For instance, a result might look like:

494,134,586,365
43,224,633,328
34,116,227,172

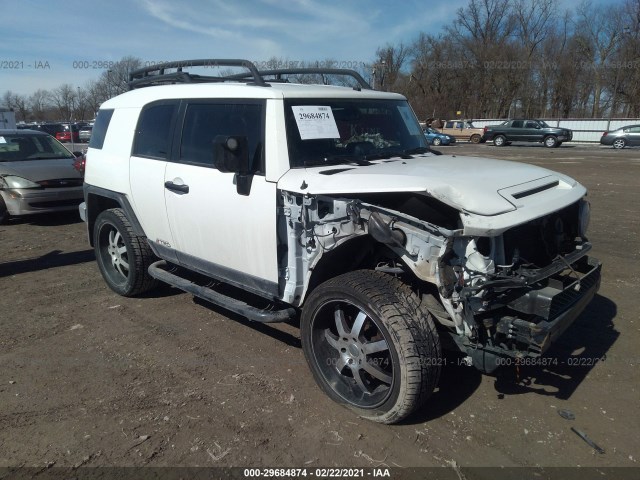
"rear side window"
179,102,264,173
89,109,114,149
511,120,524,128
133,103,177,159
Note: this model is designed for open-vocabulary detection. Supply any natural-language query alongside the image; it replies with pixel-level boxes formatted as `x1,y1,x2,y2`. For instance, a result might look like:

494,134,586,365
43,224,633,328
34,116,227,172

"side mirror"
212,135,253,196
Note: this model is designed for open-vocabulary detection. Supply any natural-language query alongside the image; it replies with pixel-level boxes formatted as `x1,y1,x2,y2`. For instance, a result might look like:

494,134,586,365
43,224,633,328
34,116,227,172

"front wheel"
493,135,506,146
544,135,558,148
301,270,441,424
432,137,442,146
93,208,158,297
0,195,8,224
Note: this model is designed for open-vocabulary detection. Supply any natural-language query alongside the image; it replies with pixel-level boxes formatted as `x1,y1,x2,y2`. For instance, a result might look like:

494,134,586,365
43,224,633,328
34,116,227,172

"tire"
544,135,558,148
612,138,626,149
301,270,441,424
93,208,158,297
470,134,481,144
0,195,8,224
493,135,506,146
432,137,442,146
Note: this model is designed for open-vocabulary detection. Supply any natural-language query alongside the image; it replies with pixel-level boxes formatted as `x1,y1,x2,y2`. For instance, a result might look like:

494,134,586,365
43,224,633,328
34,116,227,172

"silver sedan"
0,129,84,223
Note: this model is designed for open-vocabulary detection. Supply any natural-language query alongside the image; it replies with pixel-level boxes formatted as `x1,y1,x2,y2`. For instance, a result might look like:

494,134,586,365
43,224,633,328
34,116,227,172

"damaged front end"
279,190,601,374
436,199,601,372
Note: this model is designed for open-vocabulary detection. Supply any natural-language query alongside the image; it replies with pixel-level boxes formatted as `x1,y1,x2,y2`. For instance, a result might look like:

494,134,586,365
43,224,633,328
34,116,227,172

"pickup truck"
483,119,572,148
434,120,485,144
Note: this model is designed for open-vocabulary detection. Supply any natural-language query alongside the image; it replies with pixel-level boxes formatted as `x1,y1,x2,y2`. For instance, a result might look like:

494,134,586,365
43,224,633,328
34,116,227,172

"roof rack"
128,59,372,90
128,59,266,89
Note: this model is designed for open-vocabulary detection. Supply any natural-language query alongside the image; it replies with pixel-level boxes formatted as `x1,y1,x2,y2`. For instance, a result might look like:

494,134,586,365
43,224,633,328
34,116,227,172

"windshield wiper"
402,147,430,155
304,155,372,167
26,155,74,160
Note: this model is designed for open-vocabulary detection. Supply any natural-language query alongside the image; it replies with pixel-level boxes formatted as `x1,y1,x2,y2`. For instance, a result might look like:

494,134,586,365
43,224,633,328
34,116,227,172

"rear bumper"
1,187,83,216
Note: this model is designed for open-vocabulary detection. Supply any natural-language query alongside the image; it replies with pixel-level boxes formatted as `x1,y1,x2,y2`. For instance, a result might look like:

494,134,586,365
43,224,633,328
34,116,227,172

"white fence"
470,118,640,143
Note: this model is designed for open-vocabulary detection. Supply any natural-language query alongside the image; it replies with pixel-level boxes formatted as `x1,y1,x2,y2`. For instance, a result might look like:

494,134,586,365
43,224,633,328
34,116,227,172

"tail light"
602,132,607,137
483,126,488,133
73,155,86,175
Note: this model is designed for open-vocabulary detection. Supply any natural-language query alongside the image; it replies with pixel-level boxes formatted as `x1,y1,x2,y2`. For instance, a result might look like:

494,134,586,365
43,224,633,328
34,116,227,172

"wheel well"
304,236,412,302
86,194,120,246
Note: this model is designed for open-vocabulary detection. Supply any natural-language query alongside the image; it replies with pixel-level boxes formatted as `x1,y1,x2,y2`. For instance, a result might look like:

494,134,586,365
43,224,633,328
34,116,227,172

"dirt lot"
1,143,638,475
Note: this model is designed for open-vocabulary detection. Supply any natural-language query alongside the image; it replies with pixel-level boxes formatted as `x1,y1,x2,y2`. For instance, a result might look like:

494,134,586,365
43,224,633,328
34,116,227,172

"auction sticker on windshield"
291,106,340,140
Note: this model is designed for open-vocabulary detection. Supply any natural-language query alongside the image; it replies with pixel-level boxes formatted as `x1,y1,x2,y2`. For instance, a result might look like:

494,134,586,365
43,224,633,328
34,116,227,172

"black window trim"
171,98,266,175
131,99,181,161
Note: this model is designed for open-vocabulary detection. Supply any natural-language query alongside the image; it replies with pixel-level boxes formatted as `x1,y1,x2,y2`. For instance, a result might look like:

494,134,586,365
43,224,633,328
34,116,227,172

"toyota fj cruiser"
80,60,601,424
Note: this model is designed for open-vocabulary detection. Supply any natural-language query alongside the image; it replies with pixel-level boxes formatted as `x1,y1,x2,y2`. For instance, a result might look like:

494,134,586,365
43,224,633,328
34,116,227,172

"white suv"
80,60,601,424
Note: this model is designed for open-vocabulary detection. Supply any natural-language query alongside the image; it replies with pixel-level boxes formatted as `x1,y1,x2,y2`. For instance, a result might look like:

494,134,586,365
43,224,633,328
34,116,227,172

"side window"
179,103,264,173
455,122,463,129
525,121,538,128
629,127,640,133
88,109,114,150
511,120,524,128
445,121,454,128
133,103,177,159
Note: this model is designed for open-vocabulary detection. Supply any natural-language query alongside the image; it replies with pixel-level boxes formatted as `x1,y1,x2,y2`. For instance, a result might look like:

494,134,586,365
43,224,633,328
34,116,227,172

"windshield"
0,133,74,162
538,120,550,128
285,99,428,168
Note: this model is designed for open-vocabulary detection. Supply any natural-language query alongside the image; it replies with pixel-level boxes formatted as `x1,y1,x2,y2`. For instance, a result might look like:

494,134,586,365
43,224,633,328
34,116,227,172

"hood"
0,158,81,182
277,155,578,216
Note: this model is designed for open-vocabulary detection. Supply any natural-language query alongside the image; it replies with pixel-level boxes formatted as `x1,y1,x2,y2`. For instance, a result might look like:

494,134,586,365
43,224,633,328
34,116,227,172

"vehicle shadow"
0,248,95,277
493,294,618,399
193,296,302,349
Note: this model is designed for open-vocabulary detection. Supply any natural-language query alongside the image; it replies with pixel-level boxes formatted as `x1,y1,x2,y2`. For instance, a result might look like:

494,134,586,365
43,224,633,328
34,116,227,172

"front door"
163,100,280,297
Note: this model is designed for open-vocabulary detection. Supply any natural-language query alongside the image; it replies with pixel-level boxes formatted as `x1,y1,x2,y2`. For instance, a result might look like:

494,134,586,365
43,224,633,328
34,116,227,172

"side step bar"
148,260,296,323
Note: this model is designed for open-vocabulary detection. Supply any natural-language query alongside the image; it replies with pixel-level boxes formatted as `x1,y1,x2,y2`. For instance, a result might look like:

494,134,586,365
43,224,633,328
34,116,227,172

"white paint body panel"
164,163,279,283
276,155,579,217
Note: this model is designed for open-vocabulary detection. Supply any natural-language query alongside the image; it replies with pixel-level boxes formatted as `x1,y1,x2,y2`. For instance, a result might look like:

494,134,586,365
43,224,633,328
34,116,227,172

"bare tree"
50,84,77,121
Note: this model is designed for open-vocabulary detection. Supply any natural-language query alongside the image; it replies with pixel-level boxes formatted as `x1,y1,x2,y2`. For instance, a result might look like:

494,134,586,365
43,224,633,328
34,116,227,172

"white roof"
101,82,406,109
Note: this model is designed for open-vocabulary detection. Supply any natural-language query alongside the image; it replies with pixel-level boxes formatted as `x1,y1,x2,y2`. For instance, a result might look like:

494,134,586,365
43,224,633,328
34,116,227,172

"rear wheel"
470,134,481,144
612,138,626,149
493,135,506,146
93,208,158,297
301,270,441,424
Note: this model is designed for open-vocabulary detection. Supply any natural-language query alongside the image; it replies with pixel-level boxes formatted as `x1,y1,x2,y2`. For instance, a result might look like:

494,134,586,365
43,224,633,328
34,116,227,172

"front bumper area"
452,255,602,373
1,186,84,216
497,257,601,355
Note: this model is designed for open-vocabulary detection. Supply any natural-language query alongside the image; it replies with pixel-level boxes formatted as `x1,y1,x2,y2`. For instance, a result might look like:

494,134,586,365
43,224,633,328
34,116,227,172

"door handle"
164,181,189,194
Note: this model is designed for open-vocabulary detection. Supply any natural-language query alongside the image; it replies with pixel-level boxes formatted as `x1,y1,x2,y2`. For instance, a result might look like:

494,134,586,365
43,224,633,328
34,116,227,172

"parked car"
0,129,84,223
80,59,600,424
434,120,485,143
55,124,80,143
600,124,640,149
79,125,93,143
34,122,65,137
483,119,572,148
423,127,455,146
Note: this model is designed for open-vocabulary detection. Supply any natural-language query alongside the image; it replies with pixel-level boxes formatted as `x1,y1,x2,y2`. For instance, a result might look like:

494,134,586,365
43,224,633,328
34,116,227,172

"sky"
0,0,618,97
0,0,471,96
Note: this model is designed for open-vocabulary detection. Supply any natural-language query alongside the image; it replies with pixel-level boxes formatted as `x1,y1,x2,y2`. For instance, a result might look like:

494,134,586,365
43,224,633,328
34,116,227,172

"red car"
55,124,80,143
